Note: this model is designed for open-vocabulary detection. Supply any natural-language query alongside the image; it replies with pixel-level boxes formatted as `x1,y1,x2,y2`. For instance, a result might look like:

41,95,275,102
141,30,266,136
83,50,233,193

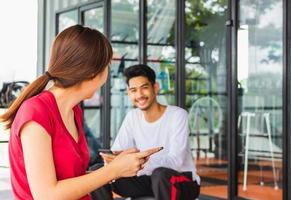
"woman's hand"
100,153,116,165
100,150,122,165
107,147,162,179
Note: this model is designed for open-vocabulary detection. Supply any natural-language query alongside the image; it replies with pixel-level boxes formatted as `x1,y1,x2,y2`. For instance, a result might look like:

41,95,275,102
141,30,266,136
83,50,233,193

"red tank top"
9,90,90,200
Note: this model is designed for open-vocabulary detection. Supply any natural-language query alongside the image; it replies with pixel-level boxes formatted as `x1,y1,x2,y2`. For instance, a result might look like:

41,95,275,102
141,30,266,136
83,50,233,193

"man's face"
127,76,159,111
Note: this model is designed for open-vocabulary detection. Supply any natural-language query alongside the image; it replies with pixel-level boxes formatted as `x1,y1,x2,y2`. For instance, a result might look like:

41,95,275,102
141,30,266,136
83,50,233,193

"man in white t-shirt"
92,64,200,200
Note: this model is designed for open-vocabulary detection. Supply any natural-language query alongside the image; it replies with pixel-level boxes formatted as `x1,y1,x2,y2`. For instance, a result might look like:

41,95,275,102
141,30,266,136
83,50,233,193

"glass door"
236,0,283,199
185,0,229,199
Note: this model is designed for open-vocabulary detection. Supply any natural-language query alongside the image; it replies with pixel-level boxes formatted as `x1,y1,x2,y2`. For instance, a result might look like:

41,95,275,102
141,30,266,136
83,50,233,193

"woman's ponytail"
0,74,50,129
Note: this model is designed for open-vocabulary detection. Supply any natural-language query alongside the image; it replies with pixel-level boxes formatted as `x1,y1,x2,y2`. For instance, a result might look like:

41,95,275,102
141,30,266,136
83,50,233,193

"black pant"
91,167,200,200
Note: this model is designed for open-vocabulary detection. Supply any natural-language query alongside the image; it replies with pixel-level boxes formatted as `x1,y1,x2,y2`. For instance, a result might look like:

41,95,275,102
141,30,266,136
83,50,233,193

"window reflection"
185,0,228,198
237,1,283,199
58,10,78,33
111,0,139,42
83,7,104,33
147,0,176,105
83,109,101,139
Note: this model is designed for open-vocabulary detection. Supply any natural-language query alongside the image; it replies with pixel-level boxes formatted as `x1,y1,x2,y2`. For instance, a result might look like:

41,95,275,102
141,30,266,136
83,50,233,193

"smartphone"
99,149,113,155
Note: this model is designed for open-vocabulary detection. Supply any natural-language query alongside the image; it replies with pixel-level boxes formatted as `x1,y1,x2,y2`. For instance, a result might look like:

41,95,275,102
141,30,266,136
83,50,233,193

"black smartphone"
98,148,113,155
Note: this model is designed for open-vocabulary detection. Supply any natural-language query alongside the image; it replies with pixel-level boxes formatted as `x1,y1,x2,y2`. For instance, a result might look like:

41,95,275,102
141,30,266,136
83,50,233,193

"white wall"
0,0,38,86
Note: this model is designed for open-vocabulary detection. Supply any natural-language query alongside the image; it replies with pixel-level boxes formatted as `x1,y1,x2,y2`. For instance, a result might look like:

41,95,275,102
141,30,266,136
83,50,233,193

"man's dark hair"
124,64,156,85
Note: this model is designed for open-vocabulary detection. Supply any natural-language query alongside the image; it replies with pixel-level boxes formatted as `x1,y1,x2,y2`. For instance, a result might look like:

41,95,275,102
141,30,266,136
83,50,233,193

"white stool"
238,112,278,191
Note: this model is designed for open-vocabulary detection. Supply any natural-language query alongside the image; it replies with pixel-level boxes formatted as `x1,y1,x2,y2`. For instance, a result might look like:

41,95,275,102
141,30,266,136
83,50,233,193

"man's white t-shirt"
111,105,200,184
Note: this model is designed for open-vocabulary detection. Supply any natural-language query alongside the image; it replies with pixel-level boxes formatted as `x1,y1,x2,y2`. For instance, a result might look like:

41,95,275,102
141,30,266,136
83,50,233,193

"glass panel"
237,0,283,199
147,0,176,105
83,7,104,33
111,0,139,42
55,0,83,10
82,91,102,148
83,109,102,165
58,10,78,33
185,0,228,198
110,0,139,143
83,109,101,139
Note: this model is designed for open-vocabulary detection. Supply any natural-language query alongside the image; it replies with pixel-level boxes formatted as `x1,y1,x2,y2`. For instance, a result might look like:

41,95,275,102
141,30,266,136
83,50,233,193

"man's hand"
101,147,162,167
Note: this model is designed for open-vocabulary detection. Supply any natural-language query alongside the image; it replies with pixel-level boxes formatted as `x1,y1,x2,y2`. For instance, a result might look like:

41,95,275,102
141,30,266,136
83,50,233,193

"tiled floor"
201,185,282,200
0,115,12,199
0,129,12,200
0,167,13,200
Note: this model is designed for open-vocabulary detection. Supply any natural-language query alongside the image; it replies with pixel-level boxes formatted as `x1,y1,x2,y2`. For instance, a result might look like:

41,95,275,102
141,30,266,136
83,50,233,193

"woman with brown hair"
0,25,161,200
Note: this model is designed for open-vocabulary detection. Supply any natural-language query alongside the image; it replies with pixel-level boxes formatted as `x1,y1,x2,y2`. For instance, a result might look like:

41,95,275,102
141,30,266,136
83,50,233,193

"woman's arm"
20,121,116,200
20,121,160,200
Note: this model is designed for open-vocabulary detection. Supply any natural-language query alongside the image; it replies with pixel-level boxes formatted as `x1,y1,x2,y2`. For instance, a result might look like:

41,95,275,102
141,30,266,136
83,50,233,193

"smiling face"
127,76,159,111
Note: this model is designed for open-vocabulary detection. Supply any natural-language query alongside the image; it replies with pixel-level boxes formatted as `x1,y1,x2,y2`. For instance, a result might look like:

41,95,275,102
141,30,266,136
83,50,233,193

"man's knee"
112,178,132,197
112,176,153,197
151,168,200,199
151,167,178,184
153,167,177,175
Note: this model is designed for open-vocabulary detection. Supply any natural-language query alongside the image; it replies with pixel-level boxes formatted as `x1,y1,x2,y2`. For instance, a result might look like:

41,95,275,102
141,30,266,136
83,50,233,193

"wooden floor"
197,158,282,199
114,158,282,200
201,185,282,200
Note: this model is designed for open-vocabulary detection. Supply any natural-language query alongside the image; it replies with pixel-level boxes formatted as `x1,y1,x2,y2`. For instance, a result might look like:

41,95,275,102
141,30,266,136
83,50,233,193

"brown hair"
0,25,112,129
